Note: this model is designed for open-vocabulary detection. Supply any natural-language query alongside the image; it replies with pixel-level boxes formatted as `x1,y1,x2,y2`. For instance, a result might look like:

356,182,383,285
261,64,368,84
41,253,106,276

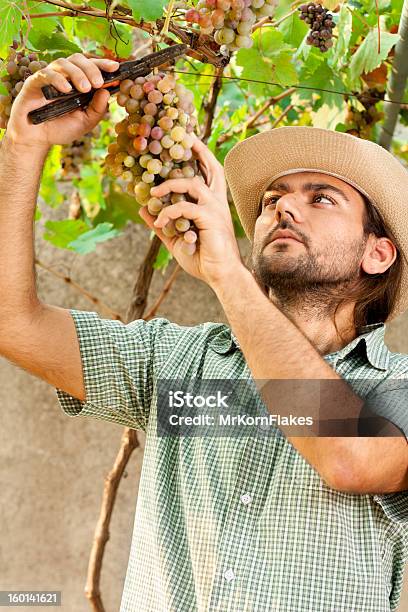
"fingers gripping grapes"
139,153,242,287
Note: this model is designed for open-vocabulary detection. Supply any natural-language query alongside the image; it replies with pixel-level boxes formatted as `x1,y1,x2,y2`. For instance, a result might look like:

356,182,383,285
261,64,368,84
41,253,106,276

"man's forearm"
0,135,49,317
212,265,403,489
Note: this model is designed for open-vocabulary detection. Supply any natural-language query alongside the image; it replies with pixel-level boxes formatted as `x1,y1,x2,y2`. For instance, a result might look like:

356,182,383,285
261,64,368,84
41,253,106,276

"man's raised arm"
0,53,120,401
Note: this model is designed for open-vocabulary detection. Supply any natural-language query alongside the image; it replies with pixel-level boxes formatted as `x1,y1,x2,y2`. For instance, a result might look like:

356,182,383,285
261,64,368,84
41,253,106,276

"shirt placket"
207,424,280,611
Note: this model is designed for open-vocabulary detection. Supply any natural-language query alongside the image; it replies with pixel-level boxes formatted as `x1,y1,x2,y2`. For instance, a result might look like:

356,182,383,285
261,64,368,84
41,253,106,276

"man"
0,53,407,611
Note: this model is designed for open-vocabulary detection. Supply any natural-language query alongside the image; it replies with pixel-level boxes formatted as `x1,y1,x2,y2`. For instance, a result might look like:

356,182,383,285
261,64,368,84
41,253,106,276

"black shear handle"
28,90,95,125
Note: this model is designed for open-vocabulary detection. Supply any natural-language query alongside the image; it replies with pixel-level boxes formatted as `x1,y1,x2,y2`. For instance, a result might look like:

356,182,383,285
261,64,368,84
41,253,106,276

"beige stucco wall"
0,211,407,611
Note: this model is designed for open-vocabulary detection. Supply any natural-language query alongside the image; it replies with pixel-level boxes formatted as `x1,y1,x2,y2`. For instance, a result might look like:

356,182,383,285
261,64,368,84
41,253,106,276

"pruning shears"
28,44,188,125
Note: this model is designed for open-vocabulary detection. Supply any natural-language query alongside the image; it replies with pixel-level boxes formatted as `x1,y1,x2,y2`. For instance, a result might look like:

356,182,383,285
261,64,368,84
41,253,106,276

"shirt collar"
211,322,390,371
329,322,390,371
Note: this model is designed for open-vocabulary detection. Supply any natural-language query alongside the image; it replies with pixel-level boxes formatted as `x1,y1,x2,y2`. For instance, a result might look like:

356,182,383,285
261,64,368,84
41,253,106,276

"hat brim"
224,126,408,322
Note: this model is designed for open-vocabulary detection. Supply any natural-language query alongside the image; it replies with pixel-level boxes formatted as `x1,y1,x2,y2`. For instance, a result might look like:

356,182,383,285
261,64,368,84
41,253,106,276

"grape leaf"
0,1,22,56
235,29,298,96
40,146,64,209
299,63,345,110
68,222,121,254
78,163,105,213
331,4,352,68
28,32,82,56
153,243,173,271
127,0,167,22
310,102,347,130
322,0,340,8
207,120,226,154
273,0,294,21
278,12,308,47
349,29,400,83
360,0,392,13
73,18,133,57
26,2,59,36
93,185,144,228
43,219,89,250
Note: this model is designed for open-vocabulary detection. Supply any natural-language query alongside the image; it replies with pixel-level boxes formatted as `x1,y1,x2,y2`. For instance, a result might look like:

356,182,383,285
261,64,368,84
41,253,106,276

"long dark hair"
333,194,404,341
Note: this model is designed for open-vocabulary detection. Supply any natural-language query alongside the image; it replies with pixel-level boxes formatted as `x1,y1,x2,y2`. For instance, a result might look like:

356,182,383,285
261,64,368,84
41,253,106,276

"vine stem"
246,103,295,131
346,5,370,30
34,258,123,320
201,65,225,143
246,87,296,129
84,427,139,612
144,263,182,321
216,87,296,144
252,2,303,32
160,0,176,38
27,10,76,18
125,235,162,322
37,0,229,67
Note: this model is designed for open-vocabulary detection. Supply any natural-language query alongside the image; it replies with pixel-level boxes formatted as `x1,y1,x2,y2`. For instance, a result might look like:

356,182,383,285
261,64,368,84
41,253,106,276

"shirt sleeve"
364,378,408,527
361,378,408,440
373,492,408,528
55,309,182,432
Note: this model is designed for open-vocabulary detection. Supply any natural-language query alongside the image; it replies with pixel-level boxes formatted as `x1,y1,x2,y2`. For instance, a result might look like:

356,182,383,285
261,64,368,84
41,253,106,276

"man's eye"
314,194,335,205
262,196,279,209
262,193,335,209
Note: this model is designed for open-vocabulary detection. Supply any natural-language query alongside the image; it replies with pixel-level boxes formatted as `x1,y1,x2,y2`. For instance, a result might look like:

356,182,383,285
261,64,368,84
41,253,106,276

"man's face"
249,171,369,306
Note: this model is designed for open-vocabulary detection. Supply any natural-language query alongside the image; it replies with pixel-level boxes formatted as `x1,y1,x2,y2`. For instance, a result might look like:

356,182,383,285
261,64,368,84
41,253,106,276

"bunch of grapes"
104,70,201,255
185,0,279,54
345,89,384,140
0,41,47,128
298,3,335,53
60,132,95,179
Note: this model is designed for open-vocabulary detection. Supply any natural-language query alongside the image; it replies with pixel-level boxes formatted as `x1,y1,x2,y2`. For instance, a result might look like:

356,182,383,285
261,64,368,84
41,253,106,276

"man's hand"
139,134,243,287
5,53,119,150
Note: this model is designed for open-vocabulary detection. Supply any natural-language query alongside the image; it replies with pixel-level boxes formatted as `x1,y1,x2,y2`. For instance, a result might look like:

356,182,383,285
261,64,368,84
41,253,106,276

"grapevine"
344,88,385,140
298,3,335,53
185,0,280,54
104,70,201,255
60,133,94,179
0,41,47,128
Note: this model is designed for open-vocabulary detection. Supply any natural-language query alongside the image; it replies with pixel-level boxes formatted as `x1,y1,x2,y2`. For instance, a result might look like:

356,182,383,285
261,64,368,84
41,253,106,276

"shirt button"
224,568,235,582
240,493,252,505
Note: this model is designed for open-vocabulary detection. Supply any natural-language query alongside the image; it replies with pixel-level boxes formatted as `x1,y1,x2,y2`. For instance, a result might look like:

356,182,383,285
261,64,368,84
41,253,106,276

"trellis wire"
165,69,408,106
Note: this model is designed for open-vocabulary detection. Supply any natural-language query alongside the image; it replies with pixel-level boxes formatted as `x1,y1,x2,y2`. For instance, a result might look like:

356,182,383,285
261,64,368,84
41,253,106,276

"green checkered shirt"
56,310,408,611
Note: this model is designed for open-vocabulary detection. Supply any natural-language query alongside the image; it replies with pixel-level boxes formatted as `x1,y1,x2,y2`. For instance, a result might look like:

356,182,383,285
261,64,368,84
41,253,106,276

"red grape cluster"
185,0,279,53
0,41,47,128
298,3,335,53
105,71,201,255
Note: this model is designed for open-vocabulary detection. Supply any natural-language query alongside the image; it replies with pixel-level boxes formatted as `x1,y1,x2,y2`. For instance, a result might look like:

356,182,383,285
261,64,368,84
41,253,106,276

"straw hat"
224,126,408,322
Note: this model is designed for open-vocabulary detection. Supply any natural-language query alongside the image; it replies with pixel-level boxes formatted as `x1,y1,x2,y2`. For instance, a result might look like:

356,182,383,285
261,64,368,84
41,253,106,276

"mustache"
265,223,306,247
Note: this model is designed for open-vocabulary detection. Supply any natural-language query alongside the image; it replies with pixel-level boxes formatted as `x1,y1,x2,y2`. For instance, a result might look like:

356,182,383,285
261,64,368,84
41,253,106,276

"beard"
248,223,368,321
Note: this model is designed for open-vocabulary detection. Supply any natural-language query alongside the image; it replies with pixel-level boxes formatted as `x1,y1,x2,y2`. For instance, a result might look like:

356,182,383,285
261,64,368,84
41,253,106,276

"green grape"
105,70,201,254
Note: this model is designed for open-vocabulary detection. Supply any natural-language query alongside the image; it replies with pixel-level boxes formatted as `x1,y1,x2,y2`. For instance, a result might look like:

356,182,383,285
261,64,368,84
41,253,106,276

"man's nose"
273,194,302,224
